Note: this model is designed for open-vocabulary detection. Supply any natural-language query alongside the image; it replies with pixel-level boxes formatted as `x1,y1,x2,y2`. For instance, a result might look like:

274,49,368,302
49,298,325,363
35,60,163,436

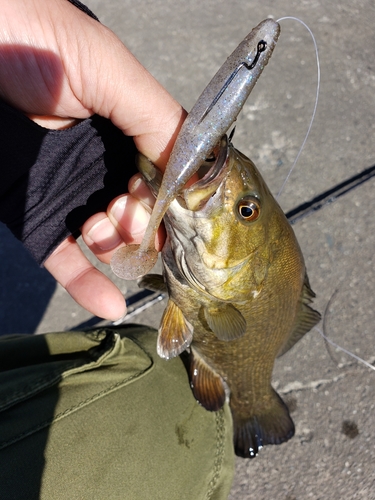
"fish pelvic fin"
278,271,322,357
233,389,294,459
203,303,246,341
138,274,168,293
189,348,227,412
157,299,193,359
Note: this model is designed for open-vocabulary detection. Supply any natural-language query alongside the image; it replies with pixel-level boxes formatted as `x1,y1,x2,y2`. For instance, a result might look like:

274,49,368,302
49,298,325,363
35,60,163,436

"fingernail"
128,176,156,209
87,218,122,251
128,176,143,193
111,196,150,235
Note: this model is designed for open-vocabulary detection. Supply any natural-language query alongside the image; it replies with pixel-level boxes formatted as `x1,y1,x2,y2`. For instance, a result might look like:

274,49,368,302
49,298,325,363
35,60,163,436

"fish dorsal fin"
301,271,318,304
203,303,246,341
278,272,321,357
189,348,226,411
138,274,168,293
157,299,193,359
233,388,294,458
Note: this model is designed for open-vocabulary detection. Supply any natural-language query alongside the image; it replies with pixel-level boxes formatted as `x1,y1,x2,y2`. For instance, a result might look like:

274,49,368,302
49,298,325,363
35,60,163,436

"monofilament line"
276,17,321,199
315,327,375,372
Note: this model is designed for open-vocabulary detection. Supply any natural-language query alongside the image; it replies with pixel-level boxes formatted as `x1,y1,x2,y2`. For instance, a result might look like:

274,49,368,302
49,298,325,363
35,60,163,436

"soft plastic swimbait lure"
110,18,280,280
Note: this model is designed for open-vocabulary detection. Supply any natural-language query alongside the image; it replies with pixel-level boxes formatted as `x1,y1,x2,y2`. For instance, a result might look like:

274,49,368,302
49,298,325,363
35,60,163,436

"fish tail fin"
233,389,294,459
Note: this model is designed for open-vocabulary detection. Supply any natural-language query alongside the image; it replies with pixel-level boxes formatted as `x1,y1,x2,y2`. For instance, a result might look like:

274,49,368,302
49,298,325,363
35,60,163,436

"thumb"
60,4,187,168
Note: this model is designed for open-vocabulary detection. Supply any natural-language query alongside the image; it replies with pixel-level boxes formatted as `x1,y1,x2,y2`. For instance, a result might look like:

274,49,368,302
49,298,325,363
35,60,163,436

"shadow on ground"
0,223,56,335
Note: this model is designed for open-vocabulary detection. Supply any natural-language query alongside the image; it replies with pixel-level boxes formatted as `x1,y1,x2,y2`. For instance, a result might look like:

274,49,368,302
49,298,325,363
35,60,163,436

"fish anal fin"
204,303,246,341
138,274,167,293
278,272,321,357
189,348,226,411
157,300,193,359
233,389,295,459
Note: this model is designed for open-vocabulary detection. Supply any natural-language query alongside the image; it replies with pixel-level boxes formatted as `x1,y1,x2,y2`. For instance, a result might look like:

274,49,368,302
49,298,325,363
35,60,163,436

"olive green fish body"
138,138,320,458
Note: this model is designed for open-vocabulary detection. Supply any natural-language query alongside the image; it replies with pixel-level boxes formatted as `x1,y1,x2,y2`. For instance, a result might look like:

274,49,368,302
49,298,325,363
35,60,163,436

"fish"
138,134,321,459
110,19,280,281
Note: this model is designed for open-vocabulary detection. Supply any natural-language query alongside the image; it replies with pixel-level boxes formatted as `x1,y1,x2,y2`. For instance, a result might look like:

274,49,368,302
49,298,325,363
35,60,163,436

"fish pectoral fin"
189,348,227,411
203,304,246,341
157,300,193,359
277,272,322,357
233,389,294,459
138,274,168,293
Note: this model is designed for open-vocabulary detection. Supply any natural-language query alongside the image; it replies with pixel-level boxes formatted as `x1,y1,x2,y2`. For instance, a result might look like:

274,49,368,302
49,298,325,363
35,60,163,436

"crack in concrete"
278,355,375,395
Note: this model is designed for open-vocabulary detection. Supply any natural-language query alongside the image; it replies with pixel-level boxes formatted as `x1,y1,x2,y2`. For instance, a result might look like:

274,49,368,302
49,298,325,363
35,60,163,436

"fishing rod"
286,163,375,225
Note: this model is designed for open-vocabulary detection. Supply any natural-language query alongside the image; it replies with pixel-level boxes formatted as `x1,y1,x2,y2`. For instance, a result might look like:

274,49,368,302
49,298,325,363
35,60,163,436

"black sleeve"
66,0,99,20
0,0,138,265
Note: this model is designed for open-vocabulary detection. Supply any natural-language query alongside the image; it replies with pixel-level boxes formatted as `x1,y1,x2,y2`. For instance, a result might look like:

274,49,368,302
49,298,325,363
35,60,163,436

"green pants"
0,326,234,499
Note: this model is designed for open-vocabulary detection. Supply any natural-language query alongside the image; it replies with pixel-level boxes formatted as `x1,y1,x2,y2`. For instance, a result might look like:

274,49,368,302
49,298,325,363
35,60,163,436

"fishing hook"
198,40,267,124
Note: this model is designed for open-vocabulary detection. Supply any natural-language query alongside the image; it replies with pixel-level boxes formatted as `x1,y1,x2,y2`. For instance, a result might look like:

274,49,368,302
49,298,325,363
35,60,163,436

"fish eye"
236,196,260,222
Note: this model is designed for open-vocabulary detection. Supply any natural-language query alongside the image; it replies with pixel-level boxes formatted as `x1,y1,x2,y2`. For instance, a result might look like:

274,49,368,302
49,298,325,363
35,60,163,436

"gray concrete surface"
1,0,375,498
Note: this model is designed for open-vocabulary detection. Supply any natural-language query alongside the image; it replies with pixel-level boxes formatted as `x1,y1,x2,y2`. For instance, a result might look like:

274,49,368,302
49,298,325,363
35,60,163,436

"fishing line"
315,291,375,373
275,16,321,199
314,326,375,372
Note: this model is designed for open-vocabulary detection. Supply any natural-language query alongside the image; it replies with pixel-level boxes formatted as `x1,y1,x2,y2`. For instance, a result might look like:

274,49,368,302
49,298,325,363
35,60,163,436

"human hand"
0,0,186,320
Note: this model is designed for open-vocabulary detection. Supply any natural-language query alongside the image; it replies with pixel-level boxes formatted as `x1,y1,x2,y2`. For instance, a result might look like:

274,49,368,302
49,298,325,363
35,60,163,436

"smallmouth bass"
139,136,321,458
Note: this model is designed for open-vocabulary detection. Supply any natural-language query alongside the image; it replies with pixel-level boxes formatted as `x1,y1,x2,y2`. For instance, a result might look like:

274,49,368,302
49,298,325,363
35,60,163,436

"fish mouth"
137,135,231,212
182,135,230,211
